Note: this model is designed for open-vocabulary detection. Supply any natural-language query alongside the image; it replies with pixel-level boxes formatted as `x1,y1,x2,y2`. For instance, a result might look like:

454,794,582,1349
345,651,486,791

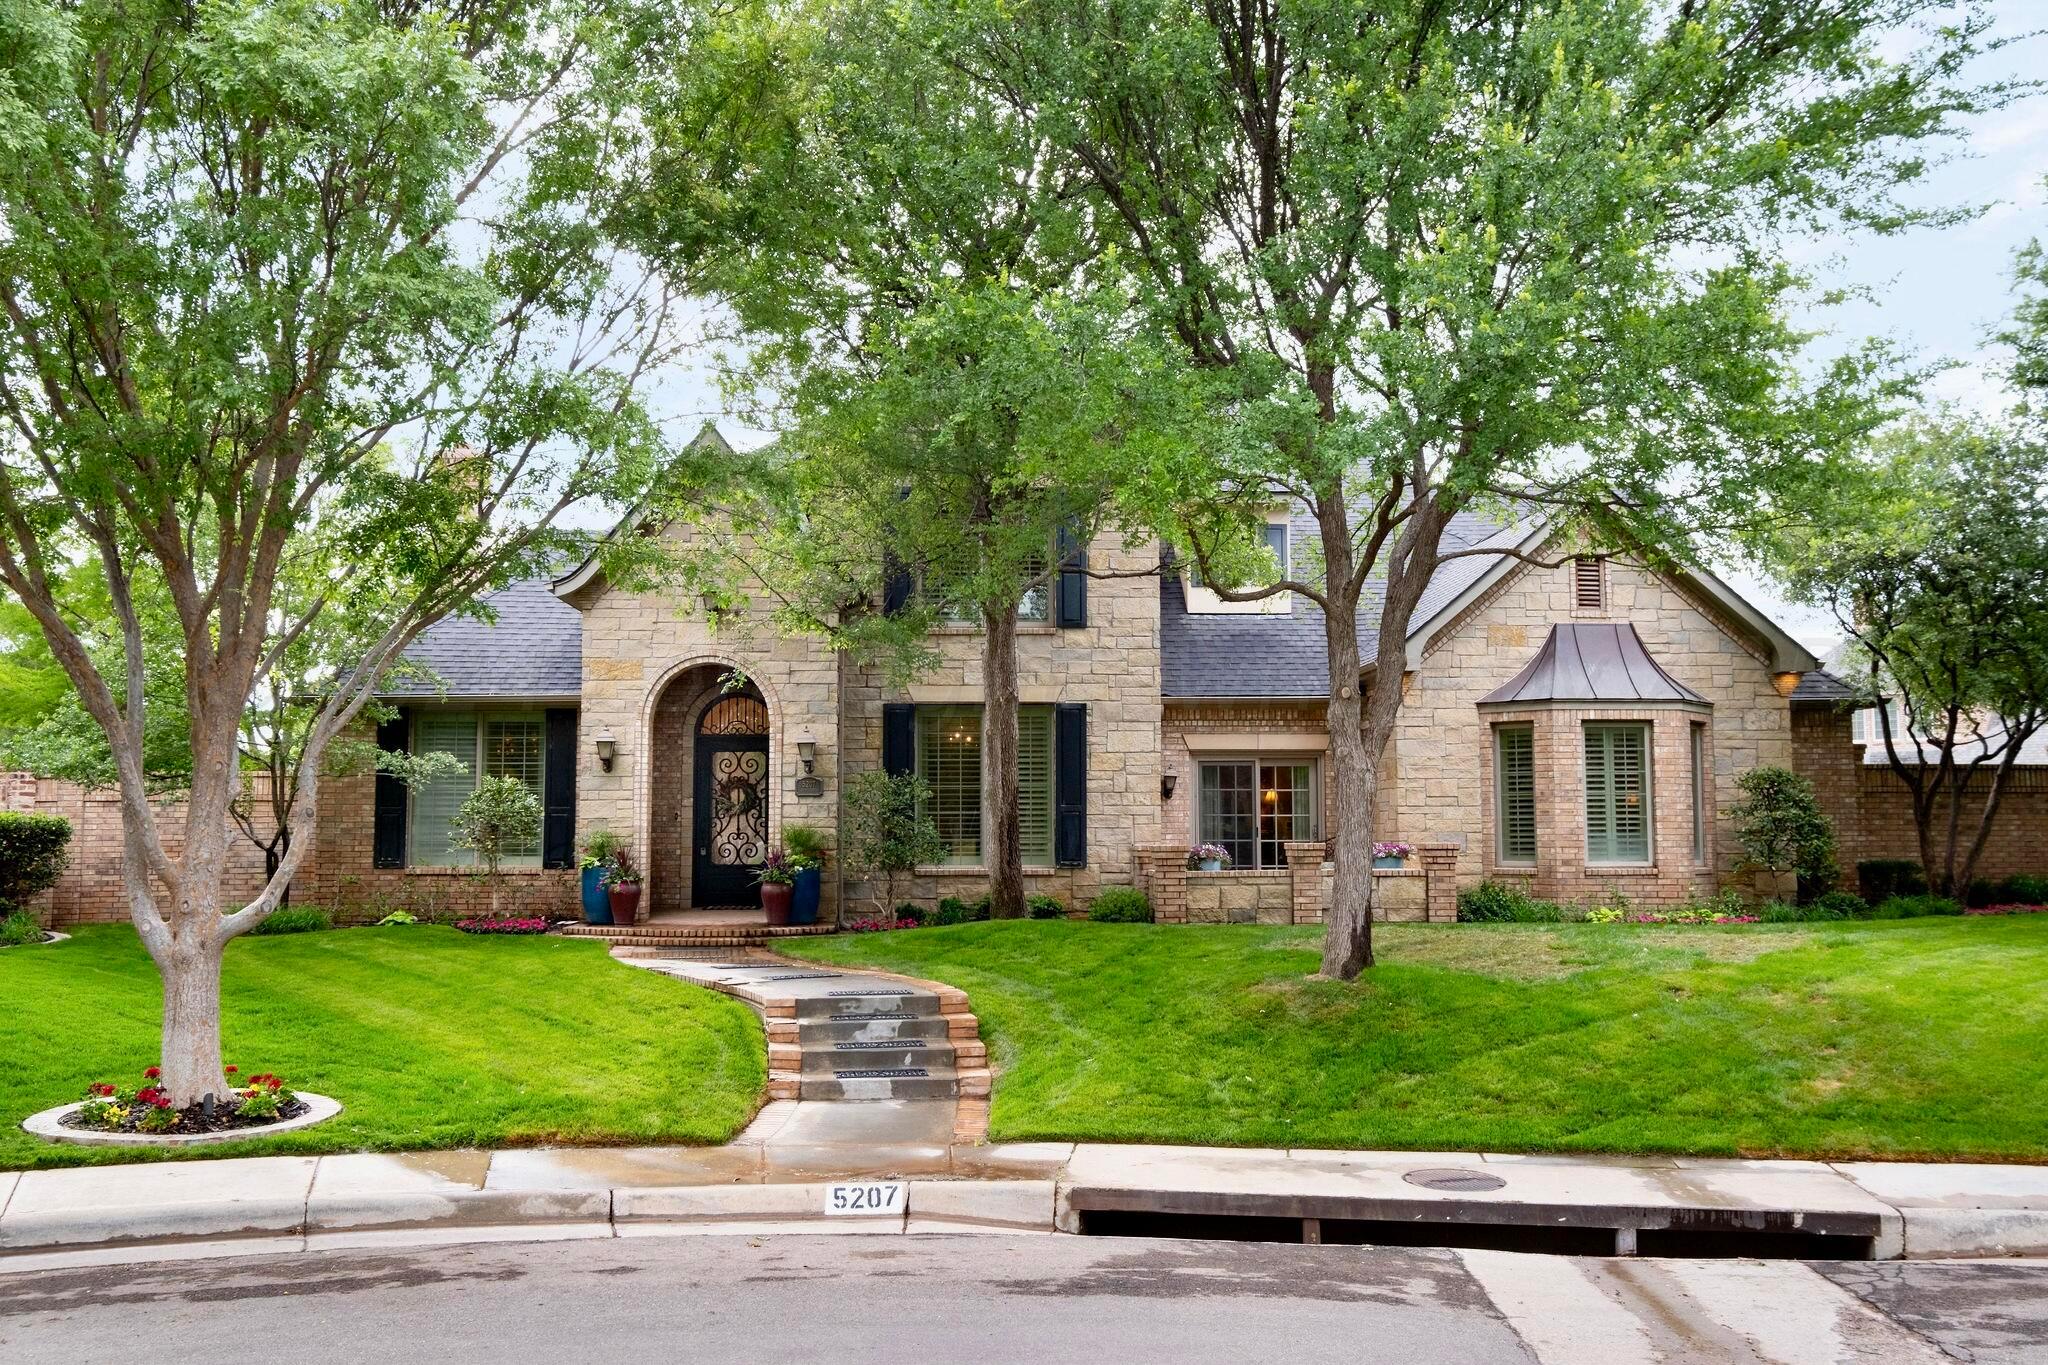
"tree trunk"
983,600,1026,918
159,931,230,1107
1320,612,1377,976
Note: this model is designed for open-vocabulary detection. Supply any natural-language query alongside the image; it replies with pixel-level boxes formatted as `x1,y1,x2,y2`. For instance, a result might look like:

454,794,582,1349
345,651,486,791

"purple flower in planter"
1372,842,1414,860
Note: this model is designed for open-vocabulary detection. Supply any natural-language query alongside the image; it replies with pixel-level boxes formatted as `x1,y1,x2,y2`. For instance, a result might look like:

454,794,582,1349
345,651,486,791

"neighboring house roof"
1789,669,1859,704
377,575,583,701
1478,623,1709,706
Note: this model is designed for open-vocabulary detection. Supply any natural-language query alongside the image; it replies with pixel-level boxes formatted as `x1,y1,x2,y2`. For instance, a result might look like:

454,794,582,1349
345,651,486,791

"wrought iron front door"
693,735,769,906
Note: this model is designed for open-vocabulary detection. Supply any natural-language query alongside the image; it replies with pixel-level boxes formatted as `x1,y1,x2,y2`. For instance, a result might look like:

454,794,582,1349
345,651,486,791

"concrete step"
794,990,940,1020
799,1040,956,1075
798,1071,961,1102
802,1014,954,1044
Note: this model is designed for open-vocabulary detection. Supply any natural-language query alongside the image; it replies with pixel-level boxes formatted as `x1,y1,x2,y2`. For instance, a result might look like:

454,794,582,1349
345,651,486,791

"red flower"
88,1082,115,1097
152,1095,173,1109
225,1065,238,1074
135,1087,162,1106
143,1066,161,1079
268,1078,282,1091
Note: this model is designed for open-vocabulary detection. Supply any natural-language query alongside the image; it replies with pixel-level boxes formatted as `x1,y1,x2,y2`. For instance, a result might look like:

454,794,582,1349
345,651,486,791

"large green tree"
932,0,2001,974
0,0,690,1102
645,1,1183,917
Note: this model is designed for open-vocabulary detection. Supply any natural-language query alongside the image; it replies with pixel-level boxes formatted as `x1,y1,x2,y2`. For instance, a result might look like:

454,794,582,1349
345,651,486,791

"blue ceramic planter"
791,866,822,925
580,865,613,924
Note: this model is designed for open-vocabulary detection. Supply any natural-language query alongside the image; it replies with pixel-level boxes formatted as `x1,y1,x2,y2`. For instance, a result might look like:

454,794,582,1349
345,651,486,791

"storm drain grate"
1403,1168,1507,1193
834,1068,929,1079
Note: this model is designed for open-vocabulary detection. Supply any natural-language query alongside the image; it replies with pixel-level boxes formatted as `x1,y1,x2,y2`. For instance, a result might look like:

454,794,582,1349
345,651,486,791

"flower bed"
63,1066,309,1137
454,916,551,934
844,915,923,933
1967,903,2048,917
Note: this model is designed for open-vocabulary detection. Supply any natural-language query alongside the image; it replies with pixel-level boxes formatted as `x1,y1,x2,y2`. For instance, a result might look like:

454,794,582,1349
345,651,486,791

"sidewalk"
4,1132,2046,1271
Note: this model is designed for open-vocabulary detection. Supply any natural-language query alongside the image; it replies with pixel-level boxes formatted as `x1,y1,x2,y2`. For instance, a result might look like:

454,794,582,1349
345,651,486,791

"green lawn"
786,916,2048,1160
1,925,765,1169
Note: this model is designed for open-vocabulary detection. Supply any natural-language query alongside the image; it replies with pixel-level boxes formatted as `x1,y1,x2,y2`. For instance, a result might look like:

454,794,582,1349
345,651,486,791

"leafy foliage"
451,778,544,881
840,772,949,911
1727,767,1838,893
0,812,70,913
1087,888,1153,923
249,906,334,936
0,910,44,946
1857,859,1929,903
1457,881,1565,924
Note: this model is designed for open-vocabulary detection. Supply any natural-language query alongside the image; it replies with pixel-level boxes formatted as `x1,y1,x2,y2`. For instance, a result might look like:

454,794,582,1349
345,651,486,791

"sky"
647,2,2048,659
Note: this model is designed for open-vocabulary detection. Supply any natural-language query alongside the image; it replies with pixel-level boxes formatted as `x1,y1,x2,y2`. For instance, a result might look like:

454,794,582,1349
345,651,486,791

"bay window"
1584,722,1651,864
1494,724,1536,864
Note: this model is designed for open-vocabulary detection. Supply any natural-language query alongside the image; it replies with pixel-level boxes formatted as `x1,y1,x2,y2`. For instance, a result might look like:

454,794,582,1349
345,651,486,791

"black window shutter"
1055,522,1087,628
882,703,915,777
542,708,577,869
1054,703,1087,867
881,553,914,616
372,709,410,869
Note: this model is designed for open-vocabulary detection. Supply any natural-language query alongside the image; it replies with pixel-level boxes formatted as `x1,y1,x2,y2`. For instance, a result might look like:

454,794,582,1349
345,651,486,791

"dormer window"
1573,556,1606,612
1184,518,1292,615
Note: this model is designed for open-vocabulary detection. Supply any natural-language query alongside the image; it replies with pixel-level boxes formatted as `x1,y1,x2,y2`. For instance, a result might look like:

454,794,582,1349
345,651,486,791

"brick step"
794,990,941,1020
798,1071,960,1102
798,1040,956,1075
801,1014,955,1044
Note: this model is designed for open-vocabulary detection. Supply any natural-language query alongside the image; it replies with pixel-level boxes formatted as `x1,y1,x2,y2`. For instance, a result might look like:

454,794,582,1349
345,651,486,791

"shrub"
1457,881,1564,923
250,905,332,935
452,776,543,887
1728,766,1837,898
0,811,71,912
1809,889,1871,920
1027,894,1066,920
1871,894,1963,920
1088,888,1153,923
1965,877,1999,909
1,909,45,945
1996,873,2048,905
894,901,930,926
1858,859,1927,904
932,894,992,925
842,772,948,910
376,910,420,927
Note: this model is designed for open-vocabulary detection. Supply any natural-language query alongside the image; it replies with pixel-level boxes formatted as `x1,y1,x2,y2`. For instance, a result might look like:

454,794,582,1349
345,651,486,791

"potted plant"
1373,841,1413,869
605,848,643,926
756,849,796,926
1187,843,1231,873
783,823,828,925
579,829,623,925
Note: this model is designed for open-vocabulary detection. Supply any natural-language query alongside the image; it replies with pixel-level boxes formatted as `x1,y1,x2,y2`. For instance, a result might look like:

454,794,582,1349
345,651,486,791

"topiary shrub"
1857,859,1927,904
1728,766,1837,901
1871,894,1962,920
1996,873,2048,905
0,811,71,913
250,905,333,935
1087,888,1153,923
1027,894,1066,919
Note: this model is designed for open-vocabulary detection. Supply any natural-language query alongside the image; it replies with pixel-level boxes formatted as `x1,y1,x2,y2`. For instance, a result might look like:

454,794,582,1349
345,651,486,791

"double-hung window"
409,710,547,867
937,553,1052,626
1195,758,1319,868
1584,722,1651,864
1494,724,1536,864
914,705,1054,865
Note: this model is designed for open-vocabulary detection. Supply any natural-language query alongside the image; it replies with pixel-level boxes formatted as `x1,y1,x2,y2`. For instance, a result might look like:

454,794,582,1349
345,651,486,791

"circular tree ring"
0,930,70,949
21,1092,342,1147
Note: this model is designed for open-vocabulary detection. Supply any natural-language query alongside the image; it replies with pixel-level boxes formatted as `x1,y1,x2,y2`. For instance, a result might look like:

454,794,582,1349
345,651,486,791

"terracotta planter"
608,882,641,927
760,881,794,927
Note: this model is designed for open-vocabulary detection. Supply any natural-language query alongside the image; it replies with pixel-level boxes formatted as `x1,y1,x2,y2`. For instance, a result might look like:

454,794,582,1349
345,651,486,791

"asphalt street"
4,1233,2046,1364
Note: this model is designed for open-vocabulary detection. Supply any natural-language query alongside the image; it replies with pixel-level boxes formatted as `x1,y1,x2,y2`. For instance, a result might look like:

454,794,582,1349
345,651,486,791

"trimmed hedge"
0,811,71,912
1027,894,1066,920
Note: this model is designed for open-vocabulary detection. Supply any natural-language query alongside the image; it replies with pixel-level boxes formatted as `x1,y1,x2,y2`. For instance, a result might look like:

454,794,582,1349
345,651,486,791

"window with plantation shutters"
1690,721,1708,863
1574,556,1606,610
914,704,1056,866
406,709,548,867
1584,722,1651,863
1495,725,1536,863
482,717,545,861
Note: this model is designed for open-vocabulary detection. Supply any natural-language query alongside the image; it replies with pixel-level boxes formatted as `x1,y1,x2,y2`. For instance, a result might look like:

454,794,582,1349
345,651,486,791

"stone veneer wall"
837,527,1163,915
1397,548,1798,902
566,521,843,921
1793,706,2048,886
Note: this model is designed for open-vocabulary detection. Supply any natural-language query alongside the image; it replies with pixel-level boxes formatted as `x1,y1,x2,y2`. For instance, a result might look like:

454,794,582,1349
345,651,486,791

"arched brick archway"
645,665,775,912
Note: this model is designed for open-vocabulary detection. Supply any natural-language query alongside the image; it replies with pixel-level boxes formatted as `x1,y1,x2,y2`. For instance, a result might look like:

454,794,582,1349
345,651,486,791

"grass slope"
788,917,2048,1160
1,926,765,1169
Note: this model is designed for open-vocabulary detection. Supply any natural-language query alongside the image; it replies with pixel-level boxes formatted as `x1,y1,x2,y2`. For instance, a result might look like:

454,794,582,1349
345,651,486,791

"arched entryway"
647,668,772,912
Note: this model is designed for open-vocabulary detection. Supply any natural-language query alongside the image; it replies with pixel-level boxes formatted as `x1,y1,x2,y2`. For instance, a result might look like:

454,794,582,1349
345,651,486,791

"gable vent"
1573,557,1606,611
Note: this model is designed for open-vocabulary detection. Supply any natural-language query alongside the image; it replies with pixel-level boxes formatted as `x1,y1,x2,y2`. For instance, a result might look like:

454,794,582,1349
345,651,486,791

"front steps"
768,984,988,1104
561,920,835,950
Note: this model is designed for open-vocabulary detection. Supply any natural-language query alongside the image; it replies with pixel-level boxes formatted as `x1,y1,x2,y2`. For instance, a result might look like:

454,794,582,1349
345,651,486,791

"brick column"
1283,841,1326,924
1419,842,1461,923
1133,845,1189,924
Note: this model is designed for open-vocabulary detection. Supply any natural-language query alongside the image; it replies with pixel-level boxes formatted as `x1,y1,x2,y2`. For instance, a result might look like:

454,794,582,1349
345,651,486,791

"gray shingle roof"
1789,670,1859,704
377,575,583,699
1160,509,1532,698
1479,623,1708,706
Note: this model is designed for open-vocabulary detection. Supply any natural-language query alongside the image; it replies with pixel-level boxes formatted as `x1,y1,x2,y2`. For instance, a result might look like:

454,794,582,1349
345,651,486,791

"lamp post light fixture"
594,729,617,773
795,731,818,775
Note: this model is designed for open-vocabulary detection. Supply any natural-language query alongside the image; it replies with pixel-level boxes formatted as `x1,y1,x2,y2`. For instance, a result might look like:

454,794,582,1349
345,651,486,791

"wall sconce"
594,729,616,773
795,731,818,775
1160,771,1177,801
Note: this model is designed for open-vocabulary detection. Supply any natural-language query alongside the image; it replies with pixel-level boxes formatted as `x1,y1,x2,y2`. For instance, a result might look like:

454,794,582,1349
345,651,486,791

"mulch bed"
61,1094,311,1137
0,931,58,948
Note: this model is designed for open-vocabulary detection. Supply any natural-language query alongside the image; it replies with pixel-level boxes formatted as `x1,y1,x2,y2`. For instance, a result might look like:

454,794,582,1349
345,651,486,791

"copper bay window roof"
1478,623,1709,707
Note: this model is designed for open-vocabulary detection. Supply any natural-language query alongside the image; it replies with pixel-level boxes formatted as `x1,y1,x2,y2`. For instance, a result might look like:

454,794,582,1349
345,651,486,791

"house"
294,425,1880,933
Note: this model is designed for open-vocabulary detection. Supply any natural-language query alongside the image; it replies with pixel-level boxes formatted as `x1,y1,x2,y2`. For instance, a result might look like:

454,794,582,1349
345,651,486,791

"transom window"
914,705,1053,866
1196,758,1319,869
1494,724,1536,864
409,710,546,867
1584,722,1651,864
